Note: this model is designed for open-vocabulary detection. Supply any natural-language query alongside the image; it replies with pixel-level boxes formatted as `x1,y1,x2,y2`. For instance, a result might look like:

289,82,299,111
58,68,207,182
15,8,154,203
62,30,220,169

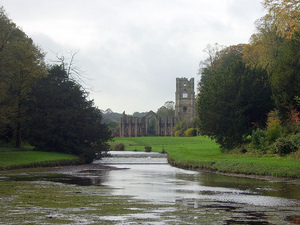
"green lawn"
110,136,300,178
0,150,79,170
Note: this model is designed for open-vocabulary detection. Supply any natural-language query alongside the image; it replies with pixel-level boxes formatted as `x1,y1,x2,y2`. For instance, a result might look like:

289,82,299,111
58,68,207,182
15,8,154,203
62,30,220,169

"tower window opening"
183,90,188,98
183,106,187,113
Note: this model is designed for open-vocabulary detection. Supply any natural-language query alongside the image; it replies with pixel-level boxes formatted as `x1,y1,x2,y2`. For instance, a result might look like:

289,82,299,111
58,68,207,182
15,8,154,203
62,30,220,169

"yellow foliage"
263,0,300,39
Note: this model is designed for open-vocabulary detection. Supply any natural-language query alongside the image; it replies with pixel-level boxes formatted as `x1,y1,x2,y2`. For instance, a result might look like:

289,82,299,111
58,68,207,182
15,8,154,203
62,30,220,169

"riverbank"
110,136,300,178
0,148,80,170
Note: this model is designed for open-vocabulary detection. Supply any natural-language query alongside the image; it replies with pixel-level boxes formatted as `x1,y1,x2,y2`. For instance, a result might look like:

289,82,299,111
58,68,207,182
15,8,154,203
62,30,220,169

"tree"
270,31,300,111
0,7,46,146
197,45,273,150
156,101,175,117
243,1,300,113
263,0,300,39
26,65,111,163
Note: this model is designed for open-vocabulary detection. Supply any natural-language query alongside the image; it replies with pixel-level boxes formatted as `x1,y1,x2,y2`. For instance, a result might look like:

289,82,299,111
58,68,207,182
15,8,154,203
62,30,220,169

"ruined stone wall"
119,111,179,137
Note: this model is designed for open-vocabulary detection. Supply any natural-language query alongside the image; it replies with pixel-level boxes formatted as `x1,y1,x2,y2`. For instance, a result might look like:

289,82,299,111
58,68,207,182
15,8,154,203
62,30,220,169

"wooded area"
197,0,300,155
0,7,111,163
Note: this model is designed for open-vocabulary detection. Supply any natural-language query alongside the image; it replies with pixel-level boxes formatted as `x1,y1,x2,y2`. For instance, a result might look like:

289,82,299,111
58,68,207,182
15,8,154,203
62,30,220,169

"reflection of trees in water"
147,118,157,136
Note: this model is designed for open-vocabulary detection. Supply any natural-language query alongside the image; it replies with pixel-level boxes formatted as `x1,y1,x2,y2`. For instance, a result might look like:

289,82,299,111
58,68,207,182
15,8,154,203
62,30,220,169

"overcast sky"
1,0,266,114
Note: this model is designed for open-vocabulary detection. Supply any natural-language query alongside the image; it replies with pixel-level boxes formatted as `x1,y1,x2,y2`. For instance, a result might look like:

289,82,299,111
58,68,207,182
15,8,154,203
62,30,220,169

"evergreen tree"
26,65,111,163
197,45,273,150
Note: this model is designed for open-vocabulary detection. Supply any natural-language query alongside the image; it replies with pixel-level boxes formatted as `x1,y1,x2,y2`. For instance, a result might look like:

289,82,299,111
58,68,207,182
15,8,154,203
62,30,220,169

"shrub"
184,128,197,137
265,110,282,143
174,131,180,137
274,138,297,156
80,149,96,164
250,129,266,150
239,147,247,154
145,146,152,152
114,143,125,151
289,133,300,148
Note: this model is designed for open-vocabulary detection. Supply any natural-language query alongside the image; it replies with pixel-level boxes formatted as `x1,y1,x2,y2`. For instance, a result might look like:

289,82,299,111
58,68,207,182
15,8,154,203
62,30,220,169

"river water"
96,151,300,224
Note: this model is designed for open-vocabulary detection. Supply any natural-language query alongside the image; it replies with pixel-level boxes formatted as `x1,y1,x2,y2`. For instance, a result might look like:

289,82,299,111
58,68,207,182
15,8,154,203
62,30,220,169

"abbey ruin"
119,77,195,137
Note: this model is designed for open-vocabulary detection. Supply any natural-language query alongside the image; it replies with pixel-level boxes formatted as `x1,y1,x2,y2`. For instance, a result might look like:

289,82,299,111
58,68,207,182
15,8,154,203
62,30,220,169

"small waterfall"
100,151,168,165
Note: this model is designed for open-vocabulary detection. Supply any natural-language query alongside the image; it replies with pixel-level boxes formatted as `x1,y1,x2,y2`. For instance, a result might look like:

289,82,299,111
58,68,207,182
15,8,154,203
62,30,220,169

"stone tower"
175,77,195,121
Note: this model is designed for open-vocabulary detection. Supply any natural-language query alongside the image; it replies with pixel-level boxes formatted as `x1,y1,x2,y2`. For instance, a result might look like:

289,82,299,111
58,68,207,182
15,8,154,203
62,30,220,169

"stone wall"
119,111,179,137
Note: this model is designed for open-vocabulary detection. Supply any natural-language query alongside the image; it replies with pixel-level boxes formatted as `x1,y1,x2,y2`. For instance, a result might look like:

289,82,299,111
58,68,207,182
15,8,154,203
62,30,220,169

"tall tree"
0,7,46,146
243,0,300,113
27,65,111,163
197,45,273,150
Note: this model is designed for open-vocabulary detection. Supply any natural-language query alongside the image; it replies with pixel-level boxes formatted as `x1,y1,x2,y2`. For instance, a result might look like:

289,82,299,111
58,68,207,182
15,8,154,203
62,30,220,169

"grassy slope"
110,136,300,178
0,149,79,170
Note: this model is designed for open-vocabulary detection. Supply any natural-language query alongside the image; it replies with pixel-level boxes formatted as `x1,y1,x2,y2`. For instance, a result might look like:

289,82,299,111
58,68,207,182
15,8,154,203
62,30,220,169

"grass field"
109,136,300,178
0,149,79,170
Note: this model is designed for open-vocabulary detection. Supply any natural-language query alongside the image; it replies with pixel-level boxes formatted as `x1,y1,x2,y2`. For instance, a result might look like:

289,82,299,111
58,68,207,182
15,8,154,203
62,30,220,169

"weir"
100,151,168,165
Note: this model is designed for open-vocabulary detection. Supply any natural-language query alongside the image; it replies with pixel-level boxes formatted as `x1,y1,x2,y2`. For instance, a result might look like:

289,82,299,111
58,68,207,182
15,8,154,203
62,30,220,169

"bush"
274,138,297,156
251,129,266,150
265,110,282,143
289,133,300,148
145,146,152,152
184,128,197,137
80,149,96,164
114,143,125,151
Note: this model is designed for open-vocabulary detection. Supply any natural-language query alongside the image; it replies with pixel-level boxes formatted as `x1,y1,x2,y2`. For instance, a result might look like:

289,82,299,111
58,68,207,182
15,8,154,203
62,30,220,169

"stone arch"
144,111,160,136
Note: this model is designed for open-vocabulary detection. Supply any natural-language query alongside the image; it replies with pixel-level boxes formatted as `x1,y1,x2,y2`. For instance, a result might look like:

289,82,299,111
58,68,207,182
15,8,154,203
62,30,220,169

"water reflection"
97,152,300,208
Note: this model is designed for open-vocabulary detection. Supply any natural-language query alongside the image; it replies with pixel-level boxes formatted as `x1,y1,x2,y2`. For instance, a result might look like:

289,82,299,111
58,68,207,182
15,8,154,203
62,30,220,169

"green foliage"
184,128,197,137
0,7,46,147
289,133,300,148
173,119,186,136
265,110,282,143
197,45,273,150
26,65,111,162
274,138,297,156
251,129,266,150
270,31,300,110
156,101,175,117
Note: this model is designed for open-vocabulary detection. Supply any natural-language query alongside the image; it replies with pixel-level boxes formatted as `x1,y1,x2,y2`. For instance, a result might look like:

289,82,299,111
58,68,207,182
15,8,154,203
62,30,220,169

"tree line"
197,0,300,155
0,7,111,163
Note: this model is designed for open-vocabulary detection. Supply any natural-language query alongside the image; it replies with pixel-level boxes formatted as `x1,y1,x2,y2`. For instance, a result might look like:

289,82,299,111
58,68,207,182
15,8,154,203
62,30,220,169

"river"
96,151,300,224
0,151,299,224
